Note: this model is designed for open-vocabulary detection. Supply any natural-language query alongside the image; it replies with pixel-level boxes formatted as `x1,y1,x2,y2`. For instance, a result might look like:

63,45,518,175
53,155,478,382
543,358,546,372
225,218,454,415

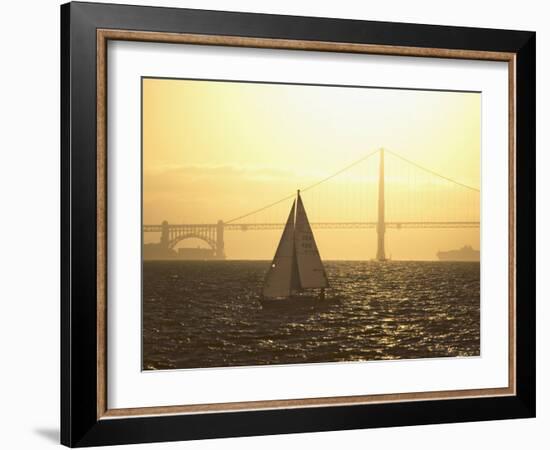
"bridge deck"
143,221,480,232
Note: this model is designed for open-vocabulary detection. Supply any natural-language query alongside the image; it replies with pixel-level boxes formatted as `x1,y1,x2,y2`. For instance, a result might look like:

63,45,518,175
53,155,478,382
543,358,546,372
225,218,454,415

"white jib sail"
262,200,298,298
295,193,329,289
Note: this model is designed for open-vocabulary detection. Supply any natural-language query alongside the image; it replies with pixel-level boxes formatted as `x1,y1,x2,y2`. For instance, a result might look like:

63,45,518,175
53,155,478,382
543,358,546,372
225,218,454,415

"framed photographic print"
61,2,536,447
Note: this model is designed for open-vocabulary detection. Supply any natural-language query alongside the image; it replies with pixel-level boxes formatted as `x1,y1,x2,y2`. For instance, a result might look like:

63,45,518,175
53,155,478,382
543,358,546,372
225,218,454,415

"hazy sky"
143,78,480,260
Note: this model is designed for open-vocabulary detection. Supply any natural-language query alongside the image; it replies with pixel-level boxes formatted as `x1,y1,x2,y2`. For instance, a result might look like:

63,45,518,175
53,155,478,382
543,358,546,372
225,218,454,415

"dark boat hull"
259,295,339,309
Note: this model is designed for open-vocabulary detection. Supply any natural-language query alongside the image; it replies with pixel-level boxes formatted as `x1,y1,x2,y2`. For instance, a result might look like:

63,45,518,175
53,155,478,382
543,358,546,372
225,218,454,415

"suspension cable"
385,149,480,192
225,148,380,224
224,147,479,224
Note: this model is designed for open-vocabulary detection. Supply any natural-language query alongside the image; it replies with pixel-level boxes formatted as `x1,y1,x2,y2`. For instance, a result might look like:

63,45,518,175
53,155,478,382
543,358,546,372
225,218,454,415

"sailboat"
260,190,331,308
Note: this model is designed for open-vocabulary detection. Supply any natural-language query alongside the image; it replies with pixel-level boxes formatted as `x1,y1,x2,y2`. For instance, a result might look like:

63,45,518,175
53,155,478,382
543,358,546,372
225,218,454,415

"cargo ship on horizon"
437,245,480,262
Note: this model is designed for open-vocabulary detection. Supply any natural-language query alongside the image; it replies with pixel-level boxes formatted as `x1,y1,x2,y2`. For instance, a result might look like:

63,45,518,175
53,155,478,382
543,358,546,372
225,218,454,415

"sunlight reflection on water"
143,260,480,370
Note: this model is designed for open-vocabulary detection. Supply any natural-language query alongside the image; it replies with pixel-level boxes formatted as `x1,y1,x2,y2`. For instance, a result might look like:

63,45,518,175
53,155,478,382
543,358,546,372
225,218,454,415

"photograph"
141,77,481,370
55,1,537,447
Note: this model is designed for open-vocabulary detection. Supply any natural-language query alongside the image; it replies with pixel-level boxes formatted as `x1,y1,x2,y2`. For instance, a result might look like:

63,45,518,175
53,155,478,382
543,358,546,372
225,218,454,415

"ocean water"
142,260,480,370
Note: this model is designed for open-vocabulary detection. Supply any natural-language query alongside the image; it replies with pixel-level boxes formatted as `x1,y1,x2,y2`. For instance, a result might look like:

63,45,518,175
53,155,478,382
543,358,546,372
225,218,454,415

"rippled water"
143,261,479,370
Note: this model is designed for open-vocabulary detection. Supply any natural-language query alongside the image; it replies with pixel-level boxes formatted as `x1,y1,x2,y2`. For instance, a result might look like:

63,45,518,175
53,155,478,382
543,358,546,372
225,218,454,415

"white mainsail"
262,200,300,298
295,192,329,289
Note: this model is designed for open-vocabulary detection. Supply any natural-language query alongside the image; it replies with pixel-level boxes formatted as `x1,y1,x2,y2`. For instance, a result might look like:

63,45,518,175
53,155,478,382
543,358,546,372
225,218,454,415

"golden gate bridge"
143,148,480,260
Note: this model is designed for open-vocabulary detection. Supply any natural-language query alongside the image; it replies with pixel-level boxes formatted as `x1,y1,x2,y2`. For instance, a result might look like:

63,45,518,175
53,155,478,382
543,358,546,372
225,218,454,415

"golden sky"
143,78,480,260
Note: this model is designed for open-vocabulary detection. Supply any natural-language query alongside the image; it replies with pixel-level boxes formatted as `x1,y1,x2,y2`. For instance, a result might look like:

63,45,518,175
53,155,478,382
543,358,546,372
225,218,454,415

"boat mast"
290,189,301,293
295,189,300,224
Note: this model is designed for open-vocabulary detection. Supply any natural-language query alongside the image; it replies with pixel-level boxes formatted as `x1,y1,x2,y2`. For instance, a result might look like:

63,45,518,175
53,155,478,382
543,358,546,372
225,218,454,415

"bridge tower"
160,220,169,249
376,149,386,261
216,220,225,259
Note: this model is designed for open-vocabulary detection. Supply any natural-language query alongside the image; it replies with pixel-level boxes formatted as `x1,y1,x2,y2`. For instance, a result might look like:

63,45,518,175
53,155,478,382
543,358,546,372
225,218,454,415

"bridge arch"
168,233,217,251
